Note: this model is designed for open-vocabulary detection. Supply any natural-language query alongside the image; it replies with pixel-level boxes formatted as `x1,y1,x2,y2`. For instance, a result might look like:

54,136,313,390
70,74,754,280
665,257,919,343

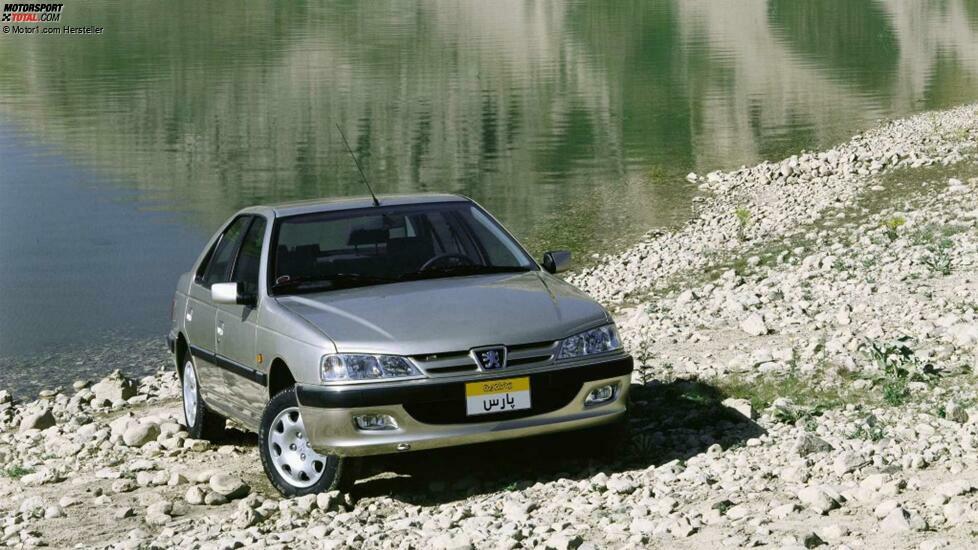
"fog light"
354,414,399,431
584,383,618,406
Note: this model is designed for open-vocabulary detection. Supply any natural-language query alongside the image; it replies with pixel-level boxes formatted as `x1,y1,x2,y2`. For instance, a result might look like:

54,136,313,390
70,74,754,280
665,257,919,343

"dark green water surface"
2,0,978,369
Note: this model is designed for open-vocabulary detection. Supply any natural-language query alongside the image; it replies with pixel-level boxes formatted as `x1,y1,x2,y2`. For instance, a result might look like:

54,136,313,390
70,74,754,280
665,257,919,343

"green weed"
881,216,905,241
734,207,751,241
2,466,33,479
923,237,953,275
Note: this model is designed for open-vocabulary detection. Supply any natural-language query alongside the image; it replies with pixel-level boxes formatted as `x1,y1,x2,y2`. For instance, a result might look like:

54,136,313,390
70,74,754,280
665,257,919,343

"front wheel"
259,388,358,497
181,357,226,441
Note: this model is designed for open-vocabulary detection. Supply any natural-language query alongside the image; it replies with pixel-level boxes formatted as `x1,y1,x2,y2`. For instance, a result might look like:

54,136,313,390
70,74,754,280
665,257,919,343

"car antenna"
334,123,380,207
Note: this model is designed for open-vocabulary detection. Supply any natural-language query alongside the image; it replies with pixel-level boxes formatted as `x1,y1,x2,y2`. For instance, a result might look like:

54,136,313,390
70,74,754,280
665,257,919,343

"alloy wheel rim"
183,360,198,428
268,406,326,488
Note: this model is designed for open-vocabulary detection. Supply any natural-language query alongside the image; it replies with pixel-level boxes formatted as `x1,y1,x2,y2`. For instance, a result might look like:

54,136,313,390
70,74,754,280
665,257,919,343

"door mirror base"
211,282,256,307
542,250,572,274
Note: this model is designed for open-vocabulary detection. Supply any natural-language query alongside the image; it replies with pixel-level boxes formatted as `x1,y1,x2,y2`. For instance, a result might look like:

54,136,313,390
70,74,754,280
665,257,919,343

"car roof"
244,193,471,218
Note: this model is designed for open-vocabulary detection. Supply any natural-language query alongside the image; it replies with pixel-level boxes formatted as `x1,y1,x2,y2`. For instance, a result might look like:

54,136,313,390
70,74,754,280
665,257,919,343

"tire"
259,387,359,497
181,356,226,441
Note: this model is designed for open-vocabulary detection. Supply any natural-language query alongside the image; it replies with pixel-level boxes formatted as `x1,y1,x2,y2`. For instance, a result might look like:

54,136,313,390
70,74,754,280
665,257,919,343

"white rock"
874,499,900,519
123,423,161,447
316,490,342,512
920,539,949,550
792,434,833,456
91,371,138,402
947,324,978,348
798,486,840,514
880,506,926,532
19,407,56,432
43,505,64,519
185,485,204,505
19,496,46,516
944,400,969,423
834,452,871,476
722,398,754,420
428,532,473,550
209,474,249,499
740,314,768,336
933,480,973,499
606,476,636,495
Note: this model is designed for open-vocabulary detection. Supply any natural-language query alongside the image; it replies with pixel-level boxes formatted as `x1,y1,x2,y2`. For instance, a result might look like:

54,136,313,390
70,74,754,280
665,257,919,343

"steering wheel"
419,253,475,271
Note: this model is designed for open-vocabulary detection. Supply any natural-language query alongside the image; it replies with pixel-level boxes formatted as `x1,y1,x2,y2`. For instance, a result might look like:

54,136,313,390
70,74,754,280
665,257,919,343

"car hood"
275,271,609,355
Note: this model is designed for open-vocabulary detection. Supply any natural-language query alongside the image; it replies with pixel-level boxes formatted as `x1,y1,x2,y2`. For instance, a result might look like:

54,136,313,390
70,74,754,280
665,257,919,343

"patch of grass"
882,378,909,406
863,337,936,406
2,466,33,479
922,237,953,275
849,420,887,442
717,370,853,422
881,216,905,241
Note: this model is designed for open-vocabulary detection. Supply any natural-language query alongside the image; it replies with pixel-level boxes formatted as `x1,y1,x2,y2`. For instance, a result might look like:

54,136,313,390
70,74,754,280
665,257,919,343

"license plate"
465,377,531,416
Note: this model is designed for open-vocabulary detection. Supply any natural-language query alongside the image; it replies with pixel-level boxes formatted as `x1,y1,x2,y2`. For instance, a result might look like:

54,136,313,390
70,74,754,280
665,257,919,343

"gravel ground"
2,104,978,549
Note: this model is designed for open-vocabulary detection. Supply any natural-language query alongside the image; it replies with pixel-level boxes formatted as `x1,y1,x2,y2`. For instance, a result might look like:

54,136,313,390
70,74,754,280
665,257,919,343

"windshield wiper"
397,265,530,281
272,273,394,294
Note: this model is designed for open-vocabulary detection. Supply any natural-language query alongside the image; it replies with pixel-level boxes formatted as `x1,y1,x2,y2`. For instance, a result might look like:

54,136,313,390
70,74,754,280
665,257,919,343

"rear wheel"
259,388,358,497
181,357,226,441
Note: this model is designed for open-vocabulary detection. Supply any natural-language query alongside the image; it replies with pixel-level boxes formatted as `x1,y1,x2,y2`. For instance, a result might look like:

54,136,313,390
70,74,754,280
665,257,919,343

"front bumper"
296,355,632,457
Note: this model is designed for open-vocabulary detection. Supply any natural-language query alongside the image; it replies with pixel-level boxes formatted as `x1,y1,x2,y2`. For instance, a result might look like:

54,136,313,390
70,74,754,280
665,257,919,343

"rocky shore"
2,103,978,549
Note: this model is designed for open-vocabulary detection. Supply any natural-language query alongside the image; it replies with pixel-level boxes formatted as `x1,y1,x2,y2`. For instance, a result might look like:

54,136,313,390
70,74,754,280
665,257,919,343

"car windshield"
269,201,536,295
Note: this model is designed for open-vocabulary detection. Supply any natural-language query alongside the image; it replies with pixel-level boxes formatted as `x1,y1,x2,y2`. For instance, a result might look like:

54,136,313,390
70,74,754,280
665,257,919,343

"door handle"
216,326,224,337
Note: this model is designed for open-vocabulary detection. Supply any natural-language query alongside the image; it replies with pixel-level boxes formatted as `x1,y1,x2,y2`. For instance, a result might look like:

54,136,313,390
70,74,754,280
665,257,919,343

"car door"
186,215,252,409
215,216,268,425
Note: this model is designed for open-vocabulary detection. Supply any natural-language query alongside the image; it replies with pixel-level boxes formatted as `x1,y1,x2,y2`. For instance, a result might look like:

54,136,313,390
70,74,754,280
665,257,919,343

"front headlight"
320,354,422,382
556,324,622,360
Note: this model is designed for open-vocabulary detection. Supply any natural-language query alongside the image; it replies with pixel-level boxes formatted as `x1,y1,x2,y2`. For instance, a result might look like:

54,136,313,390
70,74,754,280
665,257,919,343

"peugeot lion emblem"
473,346,507,370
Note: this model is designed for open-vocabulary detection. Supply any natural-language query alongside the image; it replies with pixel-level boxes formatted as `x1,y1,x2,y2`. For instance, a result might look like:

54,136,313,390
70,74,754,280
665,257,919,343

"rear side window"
231,217,266,296
198,216,251,288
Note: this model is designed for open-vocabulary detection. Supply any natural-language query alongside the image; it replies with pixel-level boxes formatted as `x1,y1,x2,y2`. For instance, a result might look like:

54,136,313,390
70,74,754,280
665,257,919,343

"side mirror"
211,282,256,307
542,250,572,274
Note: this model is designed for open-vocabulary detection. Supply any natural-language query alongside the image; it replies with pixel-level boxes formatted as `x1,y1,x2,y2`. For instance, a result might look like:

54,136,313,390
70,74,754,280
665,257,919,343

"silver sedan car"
167,194,632,496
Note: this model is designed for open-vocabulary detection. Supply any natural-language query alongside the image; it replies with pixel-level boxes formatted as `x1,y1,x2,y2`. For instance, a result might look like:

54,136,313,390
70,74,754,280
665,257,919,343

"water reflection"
1,0,978,363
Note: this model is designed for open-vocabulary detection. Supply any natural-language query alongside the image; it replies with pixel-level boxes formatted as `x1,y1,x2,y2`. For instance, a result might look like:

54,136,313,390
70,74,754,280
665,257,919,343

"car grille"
401,368,582,425
410,340,557,377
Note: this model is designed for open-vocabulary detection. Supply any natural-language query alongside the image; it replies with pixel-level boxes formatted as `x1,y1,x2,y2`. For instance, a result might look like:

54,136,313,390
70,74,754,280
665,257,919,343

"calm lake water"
2,1,978,389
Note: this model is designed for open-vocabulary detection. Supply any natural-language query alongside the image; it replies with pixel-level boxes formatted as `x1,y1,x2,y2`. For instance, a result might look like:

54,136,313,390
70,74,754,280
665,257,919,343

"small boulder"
880,506,927,532
316,490,342,512
209,473,249,500
112,479,136,494
91,370,138,402
740,313,768,337
944,400,969,423
185,485,204,505
798,486,841,515
792,434,834,457
722,398,754,420
43,505,64,519
123,423,161,448
833,451,871,476
204,491,229,506
19,407,56,432
605,476,636,495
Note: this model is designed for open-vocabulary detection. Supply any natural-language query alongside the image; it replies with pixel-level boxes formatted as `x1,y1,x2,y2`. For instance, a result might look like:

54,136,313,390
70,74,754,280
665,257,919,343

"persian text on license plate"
464,377,531,416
